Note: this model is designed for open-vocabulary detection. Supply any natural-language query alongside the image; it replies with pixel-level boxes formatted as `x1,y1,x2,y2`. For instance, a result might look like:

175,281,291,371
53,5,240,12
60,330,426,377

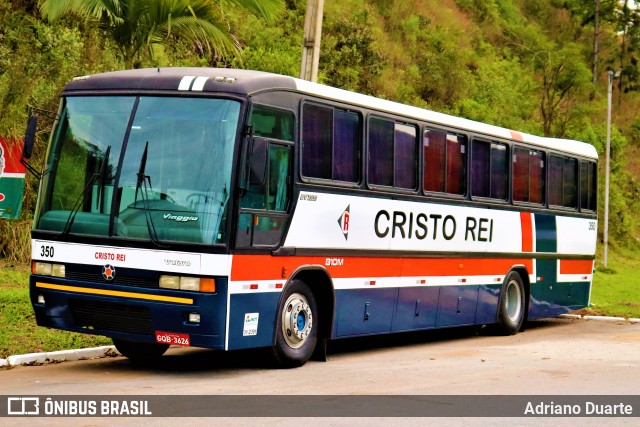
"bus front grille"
69,299,154,335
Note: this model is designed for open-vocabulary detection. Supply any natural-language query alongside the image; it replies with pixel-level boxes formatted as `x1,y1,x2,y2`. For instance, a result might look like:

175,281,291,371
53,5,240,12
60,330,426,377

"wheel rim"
281,292,313,349
505,279,522,323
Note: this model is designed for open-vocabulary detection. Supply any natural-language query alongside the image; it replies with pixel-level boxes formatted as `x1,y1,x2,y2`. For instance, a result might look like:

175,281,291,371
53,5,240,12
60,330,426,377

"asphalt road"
3,318,639,425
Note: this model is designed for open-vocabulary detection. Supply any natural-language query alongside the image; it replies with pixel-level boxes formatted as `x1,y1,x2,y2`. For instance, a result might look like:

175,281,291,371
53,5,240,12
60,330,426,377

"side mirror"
249,137,268,186
22,114,37,160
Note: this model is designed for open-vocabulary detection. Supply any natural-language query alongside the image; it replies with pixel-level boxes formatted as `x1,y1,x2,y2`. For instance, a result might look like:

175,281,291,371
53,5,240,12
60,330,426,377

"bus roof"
65,67,598,160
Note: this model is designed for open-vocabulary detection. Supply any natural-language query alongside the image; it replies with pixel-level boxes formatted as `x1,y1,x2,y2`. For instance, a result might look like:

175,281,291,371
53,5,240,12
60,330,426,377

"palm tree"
40,0,283,68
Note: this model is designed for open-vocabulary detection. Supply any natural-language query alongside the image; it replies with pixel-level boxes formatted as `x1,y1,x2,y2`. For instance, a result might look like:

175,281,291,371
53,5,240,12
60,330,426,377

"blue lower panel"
227,293,280,350
334,288,397,337
436,285,479,327
334,284,502,339
392,287,439,332
30,277,227,350
475,285,501,325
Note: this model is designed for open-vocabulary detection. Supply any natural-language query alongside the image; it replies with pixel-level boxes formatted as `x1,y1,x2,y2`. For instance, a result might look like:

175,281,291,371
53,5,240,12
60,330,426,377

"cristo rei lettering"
284,191,594,257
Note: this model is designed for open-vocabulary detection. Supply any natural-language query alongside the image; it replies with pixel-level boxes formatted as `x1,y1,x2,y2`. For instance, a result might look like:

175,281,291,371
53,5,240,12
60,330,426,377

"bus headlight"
52,264,66,278
159,276,216,293
34,262,52,276
179,277,200,291
159,275,180,289
33,262,66,278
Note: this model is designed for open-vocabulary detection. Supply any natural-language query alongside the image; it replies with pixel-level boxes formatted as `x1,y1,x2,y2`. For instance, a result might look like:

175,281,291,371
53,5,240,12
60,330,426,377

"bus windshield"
35,96,241,245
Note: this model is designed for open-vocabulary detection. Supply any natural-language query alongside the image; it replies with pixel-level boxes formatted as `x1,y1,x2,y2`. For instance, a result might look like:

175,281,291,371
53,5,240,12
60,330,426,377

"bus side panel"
227,292,280,350
333,288,397,337
436,285,479,327
475,284,501,325
391,286,439,332
531,259,558,318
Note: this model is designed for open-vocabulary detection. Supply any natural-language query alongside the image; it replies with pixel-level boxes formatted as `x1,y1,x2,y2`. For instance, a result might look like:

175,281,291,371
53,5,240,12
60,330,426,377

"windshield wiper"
59,145,111,237
135,141,167,248
97,145,111,214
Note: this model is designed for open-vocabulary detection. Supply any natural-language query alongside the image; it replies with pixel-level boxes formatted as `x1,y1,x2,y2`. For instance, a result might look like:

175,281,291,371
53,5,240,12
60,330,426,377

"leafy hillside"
1,0,640,262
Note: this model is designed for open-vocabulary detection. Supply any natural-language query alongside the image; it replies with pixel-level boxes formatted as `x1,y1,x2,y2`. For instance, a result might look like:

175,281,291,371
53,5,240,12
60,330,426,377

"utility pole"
604,69,621,268
593,0,600,88
300,0,324,82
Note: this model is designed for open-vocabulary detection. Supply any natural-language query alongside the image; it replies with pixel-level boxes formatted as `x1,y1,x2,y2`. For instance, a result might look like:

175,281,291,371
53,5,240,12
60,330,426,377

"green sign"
0,137,26,219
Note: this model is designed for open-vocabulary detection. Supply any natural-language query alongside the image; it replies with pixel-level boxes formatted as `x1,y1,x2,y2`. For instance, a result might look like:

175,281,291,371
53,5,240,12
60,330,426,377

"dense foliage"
1,0,640,262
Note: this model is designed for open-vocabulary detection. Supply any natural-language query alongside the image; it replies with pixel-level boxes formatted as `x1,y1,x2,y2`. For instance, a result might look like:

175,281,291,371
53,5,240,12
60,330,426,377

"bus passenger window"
472,140,508,200
549,155,577,208
368,118,417,190
302,103,360,183
368,118,394,187
513,147,545,204
424,129,467,195
302,104,332,179
580,161,597,211
491,143,508,199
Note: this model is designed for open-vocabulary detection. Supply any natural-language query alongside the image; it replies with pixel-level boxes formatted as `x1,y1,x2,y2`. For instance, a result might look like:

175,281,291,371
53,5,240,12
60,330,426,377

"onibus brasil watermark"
6,397,151,416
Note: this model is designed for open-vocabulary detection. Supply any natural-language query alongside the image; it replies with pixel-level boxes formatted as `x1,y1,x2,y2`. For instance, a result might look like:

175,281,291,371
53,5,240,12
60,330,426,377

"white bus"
23,68,597,367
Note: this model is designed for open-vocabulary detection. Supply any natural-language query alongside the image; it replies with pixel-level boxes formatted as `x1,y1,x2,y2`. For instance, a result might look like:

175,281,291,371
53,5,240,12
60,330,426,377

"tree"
537,44,592,137
39,0,283,68
563,0,618,91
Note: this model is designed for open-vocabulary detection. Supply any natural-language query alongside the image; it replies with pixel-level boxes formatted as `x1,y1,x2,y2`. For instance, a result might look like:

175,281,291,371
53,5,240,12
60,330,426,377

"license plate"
155,331,190,347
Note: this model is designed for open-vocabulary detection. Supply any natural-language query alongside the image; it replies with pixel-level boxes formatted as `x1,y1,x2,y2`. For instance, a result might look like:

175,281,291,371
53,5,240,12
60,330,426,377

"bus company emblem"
102,264,116,281
337,205,350,240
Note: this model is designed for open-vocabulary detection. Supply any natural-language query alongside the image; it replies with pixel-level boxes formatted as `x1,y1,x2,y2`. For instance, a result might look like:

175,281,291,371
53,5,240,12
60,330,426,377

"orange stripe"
559,259,594,275
401,258,532,276
510,130,524,141
230,255,532,281
520,212,533,252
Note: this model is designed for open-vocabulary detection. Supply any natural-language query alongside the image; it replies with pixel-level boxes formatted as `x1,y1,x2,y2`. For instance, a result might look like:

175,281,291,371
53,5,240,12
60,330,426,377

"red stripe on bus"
230,255,533,281
559,259,593,275
520,212,533,252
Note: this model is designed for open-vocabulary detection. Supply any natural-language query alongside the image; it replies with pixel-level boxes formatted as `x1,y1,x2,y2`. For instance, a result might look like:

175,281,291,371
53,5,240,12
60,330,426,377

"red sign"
0,137,26,219
0,137,26,175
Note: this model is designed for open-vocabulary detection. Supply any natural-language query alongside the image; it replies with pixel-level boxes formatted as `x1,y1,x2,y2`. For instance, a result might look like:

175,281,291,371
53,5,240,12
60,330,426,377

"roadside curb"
1,346,119,367
560,314,638,323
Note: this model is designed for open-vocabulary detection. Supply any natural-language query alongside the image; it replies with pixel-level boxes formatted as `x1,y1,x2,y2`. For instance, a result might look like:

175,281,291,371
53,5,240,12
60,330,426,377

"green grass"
0,263,110,359
1,244,639,358
585,244,640,319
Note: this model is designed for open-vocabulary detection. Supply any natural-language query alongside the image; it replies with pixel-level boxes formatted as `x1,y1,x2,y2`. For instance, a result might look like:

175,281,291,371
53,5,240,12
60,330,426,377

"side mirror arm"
21,114,42,180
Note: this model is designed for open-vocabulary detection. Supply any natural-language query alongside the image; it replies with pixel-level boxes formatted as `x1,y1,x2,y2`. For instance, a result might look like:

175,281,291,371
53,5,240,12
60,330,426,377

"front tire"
496,271,526,335
112,338,169,362
272,280,318,368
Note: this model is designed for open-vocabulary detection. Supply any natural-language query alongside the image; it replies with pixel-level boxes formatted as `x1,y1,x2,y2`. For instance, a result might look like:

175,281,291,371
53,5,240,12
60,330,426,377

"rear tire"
112,338,169,362
272,279,318,368
496,271,526,335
